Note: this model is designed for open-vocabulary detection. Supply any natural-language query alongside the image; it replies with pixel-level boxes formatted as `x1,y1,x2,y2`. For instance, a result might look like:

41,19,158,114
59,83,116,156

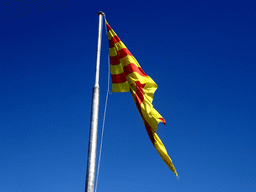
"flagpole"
85,11,104,192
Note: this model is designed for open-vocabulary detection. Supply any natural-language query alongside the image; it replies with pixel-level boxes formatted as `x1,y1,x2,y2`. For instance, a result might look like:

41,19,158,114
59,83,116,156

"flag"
106,19,178,177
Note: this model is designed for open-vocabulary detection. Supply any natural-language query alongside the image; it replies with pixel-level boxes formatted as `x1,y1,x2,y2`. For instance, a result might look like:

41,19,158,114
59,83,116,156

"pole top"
98,11,104,16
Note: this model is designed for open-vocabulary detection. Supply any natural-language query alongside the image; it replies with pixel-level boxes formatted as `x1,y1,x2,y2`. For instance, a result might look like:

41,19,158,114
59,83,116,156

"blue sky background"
1,0,255,191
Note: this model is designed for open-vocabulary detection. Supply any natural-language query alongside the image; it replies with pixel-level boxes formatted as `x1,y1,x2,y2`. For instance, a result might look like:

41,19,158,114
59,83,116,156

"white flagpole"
85,11,104,192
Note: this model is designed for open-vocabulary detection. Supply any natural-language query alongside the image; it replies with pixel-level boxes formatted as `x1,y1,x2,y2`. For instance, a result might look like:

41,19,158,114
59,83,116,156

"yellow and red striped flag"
106,19,178,177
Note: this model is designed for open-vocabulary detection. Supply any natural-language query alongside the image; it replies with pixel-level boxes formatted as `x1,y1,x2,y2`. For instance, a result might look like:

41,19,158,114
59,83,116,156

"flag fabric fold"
106,19,178,177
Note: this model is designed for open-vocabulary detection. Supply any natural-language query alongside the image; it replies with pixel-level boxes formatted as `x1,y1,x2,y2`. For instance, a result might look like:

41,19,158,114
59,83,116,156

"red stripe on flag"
123,63,147,77
109,36,121,48
144,120,156,146
134,81,146,105
111,63,146,83
110,48,133,65
130,81,145,113
159,118,166,125
111,64,146,84
111,72,127,84
110,56,120,65
106,24,112,32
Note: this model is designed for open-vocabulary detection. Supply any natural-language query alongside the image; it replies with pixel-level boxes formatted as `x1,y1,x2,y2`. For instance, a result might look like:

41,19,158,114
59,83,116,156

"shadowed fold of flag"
106,19,178,177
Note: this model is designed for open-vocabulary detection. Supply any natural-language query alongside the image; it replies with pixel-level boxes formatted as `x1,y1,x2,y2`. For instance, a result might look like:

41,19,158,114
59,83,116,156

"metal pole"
85,11,104,192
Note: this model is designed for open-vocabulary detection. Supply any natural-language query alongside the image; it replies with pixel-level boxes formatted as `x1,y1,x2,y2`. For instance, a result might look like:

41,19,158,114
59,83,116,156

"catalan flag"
106,19,178,177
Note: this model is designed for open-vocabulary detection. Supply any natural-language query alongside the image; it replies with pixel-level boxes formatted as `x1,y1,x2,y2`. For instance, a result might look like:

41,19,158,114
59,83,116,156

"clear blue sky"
1,0,255,192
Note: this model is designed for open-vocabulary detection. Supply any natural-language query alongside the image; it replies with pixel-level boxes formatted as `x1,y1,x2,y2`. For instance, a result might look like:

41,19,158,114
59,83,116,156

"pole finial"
98,11,104,16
